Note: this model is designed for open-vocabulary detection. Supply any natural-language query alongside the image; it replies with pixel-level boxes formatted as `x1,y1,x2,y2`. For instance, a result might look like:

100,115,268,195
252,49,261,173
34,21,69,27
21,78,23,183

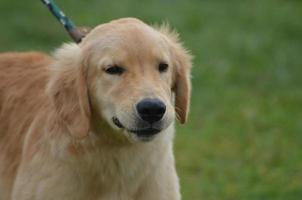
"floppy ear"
47,43,91,138
173,46,192,124
156,24,192,123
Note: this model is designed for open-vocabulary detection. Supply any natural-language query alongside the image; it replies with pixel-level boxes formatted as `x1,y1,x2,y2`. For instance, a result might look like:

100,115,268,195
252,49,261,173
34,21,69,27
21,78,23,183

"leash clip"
41,0,89,43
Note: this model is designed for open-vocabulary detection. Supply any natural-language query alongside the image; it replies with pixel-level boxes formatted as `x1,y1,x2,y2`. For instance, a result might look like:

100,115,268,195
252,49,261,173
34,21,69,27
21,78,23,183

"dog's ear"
173,46,192,124
156,24,192,123
47,44,91,138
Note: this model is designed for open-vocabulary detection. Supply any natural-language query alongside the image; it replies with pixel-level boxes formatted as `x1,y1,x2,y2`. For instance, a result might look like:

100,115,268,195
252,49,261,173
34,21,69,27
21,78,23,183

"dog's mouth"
112,117,124,128
112,117,161,139
128,128,161,137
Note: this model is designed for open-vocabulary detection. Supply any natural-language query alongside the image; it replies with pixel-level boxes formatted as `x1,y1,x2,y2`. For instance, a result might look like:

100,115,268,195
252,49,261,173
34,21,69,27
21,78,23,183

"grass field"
1,0,302,199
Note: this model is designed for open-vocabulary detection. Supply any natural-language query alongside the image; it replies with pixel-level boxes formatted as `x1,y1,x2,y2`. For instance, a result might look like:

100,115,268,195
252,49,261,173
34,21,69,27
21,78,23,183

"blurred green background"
1,0,301,199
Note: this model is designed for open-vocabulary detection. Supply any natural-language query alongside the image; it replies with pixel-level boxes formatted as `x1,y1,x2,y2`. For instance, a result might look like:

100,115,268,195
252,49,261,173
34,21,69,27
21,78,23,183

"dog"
0,18,192,200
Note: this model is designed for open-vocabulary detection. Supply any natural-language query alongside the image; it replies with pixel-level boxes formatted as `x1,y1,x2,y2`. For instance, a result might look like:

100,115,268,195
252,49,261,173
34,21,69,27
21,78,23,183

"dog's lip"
112,117,124,128
112,117,161,137
128,128,161,137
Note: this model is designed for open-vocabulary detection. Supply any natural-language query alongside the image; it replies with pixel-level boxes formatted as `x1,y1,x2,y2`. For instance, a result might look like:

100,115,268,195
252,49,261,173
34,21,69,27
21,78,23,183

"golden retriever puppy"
0,18,192,200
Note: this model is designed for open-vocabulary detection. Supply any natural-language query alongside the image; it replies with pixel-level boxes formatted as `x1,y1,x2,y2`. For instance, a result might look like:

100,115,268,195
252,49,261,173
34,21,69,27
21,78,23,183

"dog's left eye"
158,63,169,73
104,65,125,75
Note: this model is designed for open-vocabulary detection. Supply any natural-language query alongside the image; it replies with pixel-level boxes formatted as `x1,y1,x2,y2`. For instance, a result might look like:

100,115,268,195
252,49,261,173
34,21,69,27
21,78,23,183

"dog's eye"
158,63,169,73
104,65,125,75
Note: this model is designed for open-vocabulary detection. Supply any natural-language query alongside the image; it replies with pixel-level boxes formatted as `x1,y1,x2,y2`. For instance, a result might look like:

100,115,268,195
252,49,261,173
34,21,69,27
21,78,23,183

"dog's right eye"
104,65,125,75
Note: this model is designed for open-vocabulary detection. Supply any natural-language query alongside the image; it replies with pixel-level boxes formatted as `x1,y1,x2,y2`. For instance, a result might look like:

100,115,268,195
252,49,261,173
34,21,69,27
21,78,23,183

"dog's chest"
76,143,161,199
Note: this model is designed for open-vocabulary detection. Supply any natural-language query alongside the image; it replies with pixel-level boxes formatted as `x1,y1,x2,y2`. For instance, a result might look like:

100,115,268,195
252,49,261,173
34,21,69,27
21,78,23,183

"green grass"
1,0,302,199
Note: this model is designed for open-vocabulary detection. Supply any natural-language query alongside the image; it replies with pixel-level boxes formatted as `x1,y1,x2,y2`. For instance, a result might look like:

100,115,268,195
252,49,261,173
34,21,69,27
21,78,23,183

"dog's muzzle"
112,117,161,139
111,98,167,140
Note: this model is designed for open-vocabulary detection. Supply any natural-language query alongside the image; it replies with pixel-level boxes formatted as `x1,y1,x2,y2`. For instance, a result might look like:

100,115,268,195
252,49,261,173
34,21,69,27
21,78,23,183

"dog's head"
48,18,192,142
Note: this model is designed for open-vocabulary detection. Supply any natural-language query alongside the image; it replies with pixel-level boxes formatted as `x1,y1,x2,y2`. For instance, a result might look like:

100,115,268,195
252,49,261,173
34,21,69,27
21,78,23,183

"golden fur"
0,18,192,200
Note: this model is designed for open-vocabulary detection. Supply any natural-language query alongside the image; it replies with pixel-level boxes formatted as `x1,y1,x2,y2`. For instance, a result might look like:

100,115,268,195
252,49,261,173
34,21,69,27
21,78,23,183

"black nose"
136,98,166,124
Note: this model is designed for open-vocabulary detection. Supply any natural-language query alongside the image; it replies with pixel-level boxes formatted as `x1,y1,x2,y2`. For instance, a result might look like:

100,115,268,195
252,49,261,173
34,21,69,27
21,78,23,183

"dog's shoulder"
0,52,51,69
0,51,52,88
0,51,50,61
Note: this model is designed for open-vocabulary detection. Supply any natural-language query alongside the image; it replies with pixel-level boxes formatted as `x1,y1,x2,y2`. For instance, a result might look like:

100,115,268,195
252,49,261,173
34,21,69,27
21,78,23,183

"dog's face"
48,18,191,142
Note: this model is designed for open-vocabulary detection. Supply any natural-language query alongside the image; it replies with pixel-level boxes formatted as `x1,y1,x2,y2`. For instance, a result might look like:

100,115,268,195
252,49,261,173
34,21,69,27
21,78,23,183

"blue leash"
41,0,86,43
